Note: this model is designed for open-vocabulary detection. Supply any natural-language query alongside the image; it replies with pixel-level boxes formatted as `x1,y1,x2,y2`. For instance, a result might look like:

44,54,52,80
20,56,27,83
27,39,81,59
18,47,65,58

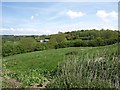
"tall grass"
2,44,119,88
47,44,120,88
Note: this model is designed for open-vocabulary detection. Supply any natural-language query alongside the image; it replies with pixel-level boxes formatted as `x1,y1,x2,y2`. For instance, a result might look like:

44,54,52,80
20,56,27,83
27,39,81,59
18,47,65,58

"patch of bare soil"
30,80,50,89
2,77,22,88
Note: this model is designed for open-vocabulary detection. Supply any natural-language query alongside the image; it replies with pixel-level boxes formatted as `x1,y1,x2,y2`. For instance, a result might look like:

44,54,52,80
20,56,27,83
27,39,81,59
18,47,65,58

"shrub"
47,46,119,88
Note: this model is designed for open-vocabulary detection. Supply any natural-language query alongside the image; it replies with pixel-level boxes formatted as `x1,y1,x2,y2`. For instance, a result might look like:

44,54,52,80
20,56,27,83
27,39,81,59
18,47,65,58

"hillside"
2,44,119,88
2,30,119,57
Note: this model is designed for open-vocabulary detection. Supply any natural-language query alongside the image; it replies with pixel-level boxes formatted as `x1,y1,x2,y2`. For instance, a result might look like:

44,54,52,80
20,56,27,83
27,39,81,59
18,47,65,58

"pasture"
2,44,119,88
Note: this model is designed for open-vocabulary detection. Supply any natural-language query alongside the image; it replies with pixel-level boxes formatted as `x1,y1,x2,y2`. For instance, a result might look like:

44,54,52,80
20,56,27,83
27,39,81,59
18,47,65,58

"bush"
47,47,119,88
35,43,48,51
55,42,69,49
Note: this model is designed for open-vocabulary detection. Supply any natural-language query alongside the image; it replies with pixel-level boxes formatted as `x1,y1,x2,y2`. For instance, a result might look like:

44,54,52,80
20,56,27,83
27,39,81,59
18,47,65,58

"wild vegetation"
47,44,120,88
2,29,119,57
2,29,119,88
2,44,119,88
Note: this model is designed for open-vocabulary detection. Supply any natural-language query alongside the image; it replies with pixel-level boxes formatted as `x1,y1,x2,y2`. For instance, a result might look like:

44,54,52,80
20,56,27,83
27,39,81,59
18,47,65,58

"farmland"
2,43,119,88
2,30,119,88
2,1,119,89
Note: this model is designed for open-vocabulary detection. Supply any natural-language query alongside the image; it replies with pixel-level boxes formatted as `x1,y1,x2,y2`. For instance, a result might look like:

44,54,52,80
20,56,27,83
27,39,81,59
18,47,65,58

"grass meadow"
2,43,119,88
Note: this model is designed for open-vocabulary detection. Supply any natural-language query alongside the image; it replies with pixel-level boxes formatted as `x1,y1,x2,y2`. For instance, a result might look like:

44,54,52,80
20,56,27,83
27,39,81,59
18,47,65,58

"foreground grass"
2,44,119,88
2,46,91,87
48,44,119,88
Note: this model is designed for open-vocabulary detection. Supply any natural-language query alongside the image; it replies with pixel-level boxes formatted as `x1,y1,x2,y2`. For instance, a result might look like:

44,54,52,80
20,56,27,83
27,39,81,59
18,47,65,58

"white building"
38,39,49,42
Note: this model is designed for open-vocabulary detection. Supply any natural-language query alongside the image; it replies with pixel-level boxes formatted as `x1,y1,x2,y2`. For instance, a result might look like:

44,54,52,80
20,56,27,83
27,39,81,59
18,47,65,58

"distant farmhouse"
37,39,49,42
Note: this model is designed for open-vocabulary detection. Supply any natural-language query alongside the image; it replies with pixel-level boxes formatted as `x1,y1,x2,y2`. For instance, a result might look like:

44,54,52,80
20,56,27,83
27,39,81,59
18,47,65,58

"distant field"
2,44,119,88
2,46,93,72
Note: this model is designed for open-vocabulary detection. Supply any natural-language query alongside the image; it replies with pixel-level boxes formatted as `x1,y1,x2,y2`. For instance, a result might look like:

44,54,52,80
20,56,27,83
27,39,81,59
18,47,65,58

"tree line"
2,29,119,57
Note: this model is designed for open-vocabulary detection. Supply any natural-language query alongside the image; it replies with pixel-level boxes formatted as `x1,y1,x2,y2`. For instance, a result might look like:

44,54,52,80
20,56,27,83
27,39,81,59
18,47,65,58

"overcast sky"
1,2,118,35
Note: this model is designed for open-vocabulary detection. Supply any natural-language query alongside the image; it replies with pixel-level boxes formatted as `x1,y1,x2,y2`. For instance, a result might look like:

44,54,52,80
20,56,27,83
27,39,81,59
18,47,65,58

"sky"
1,2,118,35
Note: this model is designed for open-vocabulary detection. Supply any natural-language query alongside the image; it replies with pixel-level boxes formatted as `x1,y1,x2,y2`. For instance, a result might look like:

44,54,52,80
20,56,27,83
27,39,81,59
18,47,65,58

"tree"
35,43,48,51
48,33,67,49
20,37,36,52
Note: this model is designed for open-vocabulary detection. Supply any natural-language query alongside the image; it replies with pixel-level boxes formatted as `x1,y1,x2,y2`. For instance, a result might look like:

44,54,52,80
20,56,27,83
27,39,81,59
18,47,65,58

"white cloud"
30,13,39,20
31,16,34,20
0,28,9,31
96,10,118,22
109,11,118,18
10,28,15,31
96,10,108,18
66,10,85,19
101,25,117,30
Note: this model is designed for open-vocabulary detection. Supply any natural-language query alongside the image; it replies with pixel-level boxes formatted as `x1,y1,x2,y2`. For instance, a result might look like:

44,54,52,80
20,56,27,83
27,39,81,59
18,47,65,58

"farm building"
37,39,49,42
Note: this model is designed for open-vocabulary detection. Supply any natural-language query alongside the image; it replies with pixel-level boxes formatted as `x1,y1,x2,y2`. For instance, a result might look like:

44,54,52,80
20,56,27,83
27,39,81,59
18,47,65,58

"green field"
2,44,119,88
